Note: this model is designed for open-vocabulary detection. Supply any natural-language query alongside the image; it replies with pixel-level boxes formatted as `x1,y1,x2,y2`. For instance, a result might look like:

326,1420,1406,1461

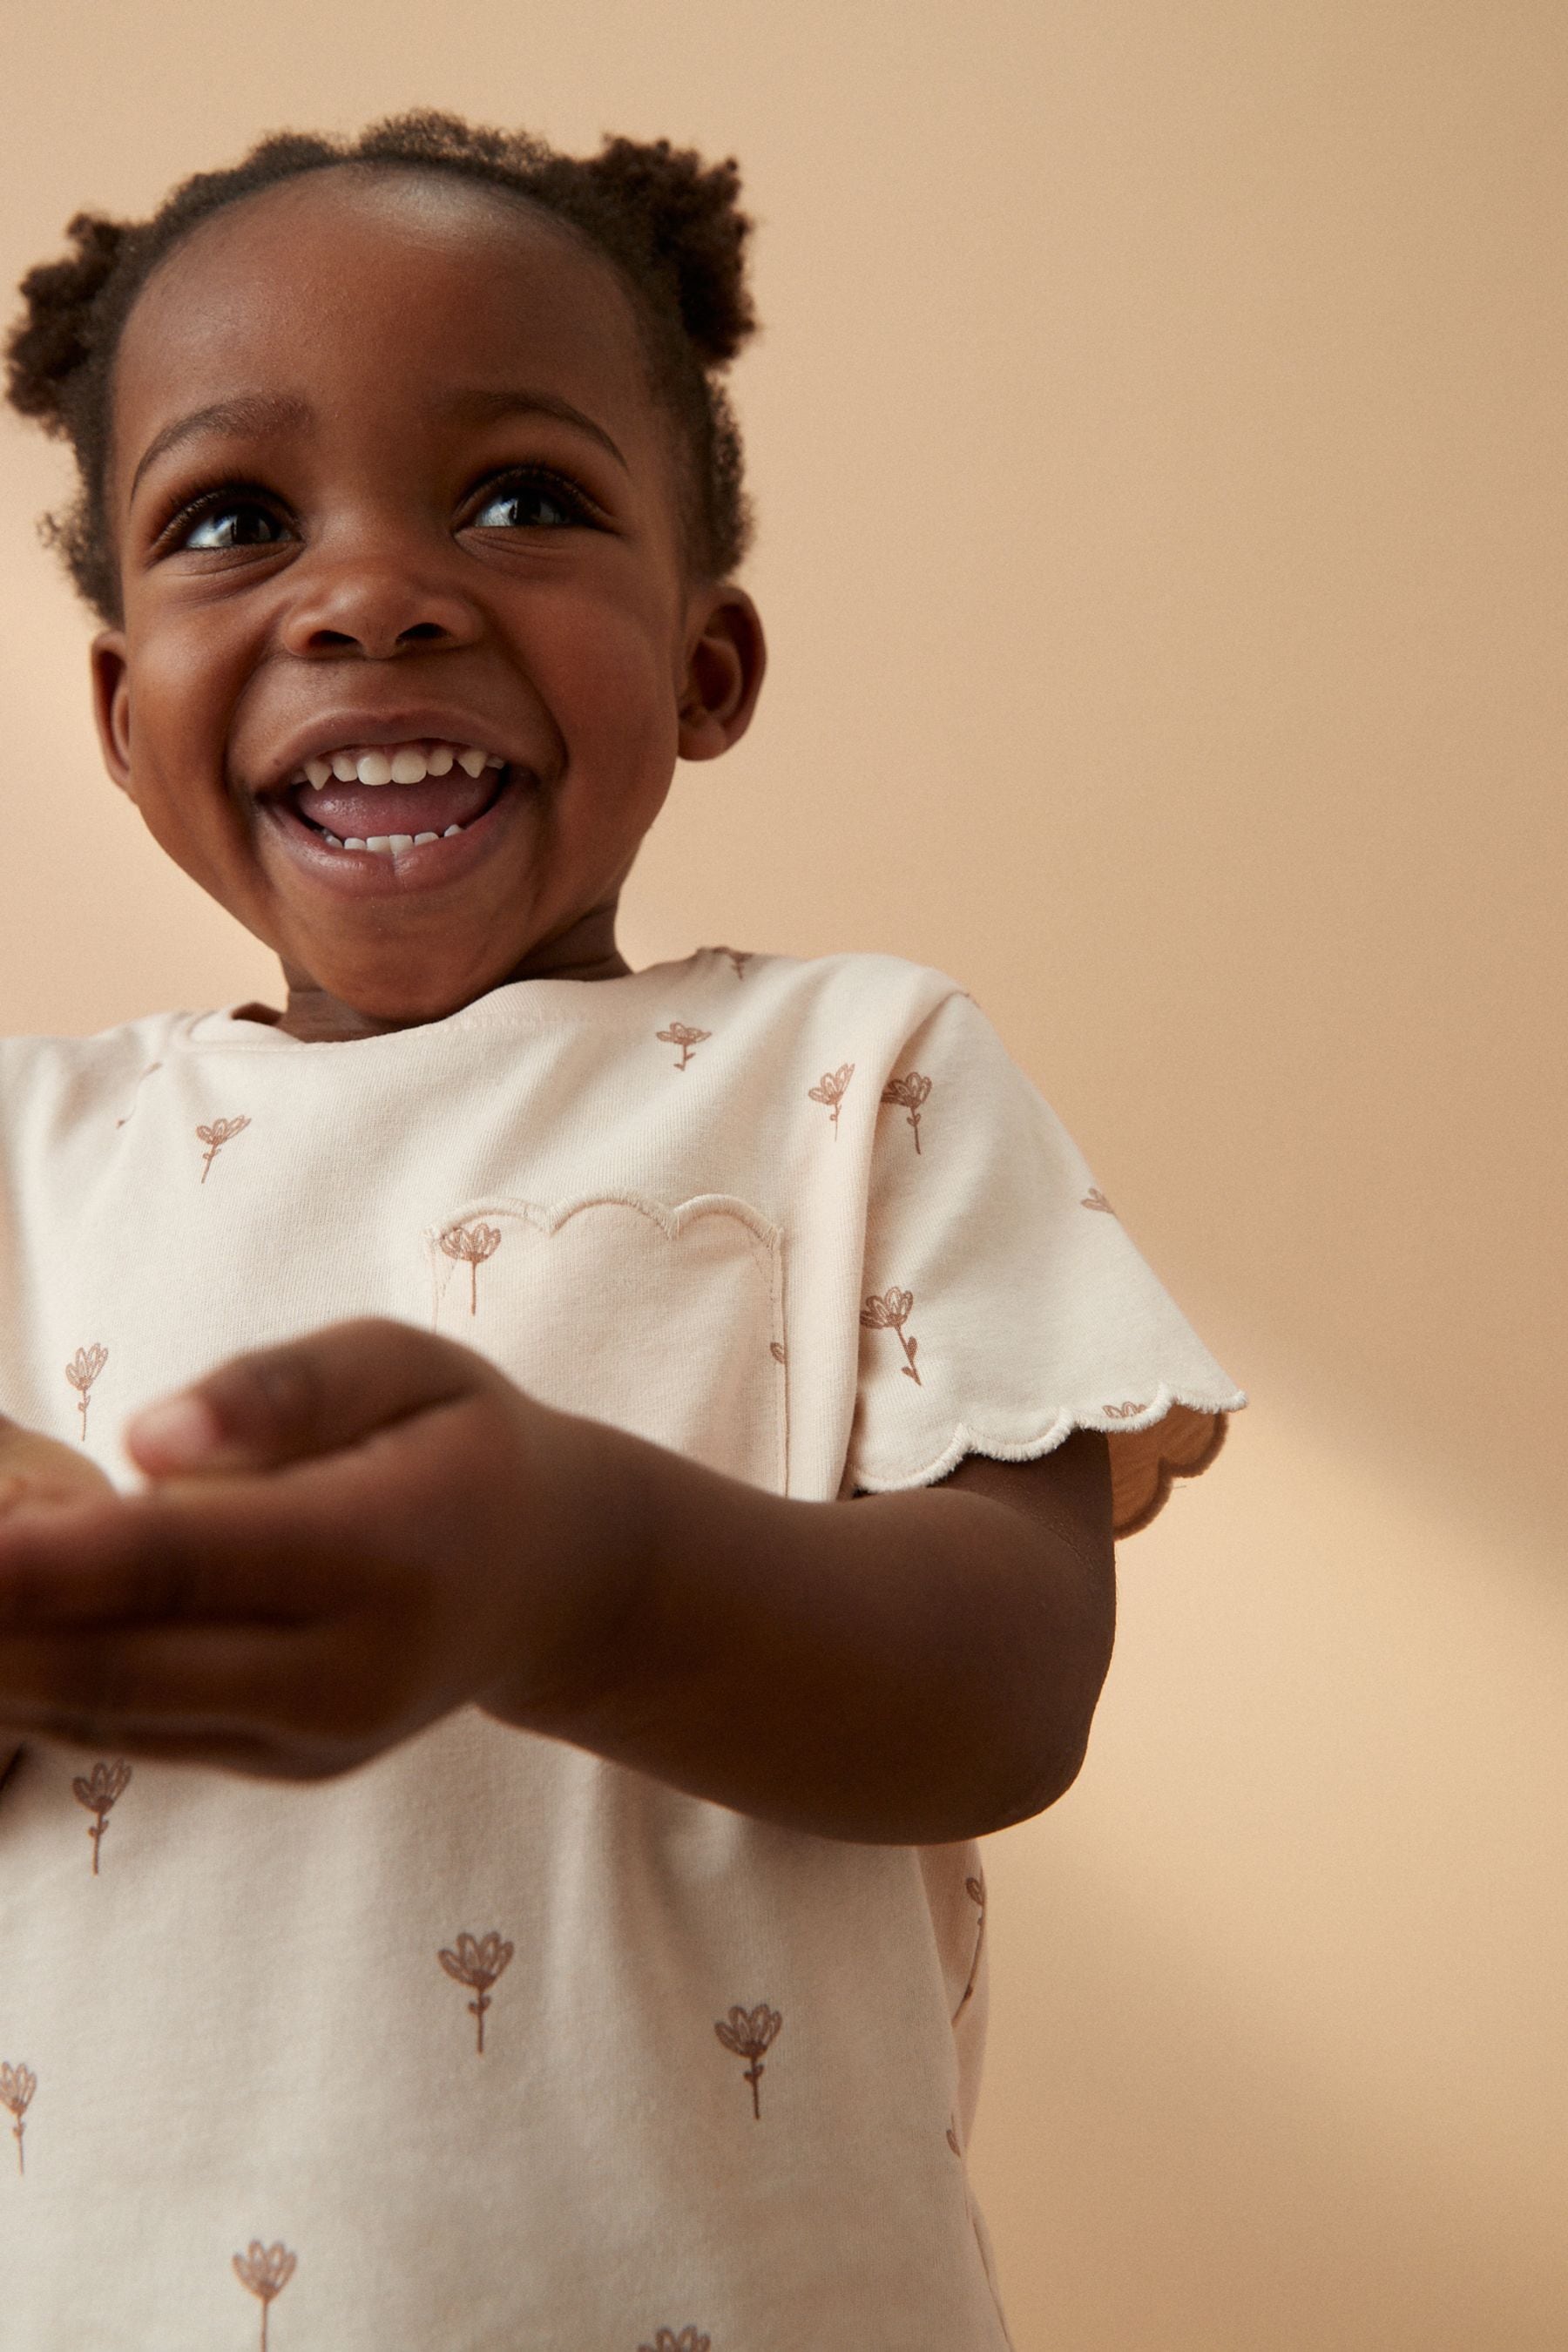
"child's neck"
259,911,634,1042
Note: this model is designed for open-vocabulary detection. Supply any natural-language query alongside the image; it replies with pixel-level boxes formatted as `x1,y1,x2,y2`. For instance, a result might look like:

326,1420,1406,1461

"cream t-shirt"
0,948,1245,2351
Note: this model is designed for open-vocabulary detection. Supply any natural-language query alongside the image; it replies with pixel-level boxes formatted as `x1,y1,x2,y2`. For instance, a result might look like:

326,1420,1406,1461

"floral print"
656,1022,710,1071
1081,1186,1114,1214
438,1930,514,2054
64,1343,108,1440
71,1759,132,1876
233,2241,296,2349
713,945,750,980
714,2003,782,2119
859,1288,923,1384
807,1063,854,1137
0,2063,34,2177
880,1071,931,1152
439,1221,502,1315
195,1114,250,1184
1104,1400,1149,1419
639,2332,712,2352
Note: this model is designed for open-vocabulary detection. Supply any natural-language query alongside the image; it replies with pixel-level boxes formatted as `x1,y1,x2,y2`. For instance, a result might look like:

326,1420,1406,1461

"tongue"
295,774,500,837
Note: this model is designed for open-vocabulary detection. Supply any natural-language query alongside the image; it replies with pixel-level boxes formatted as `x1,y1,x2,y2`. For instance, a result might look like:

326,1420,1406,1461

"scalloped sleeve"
847,989,1247,1536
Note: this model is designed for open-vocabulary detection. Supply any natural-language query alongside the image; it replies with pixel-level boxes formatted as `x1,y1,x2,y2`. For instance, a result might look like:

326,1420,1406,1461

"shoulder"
689,947,974,1050
0,1010,193,1126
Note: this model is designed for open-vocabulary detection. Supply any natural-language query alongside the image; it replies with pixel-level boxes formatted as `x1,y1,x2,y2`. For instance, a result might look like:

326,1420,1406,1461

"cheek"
531,581,682,783
124,614,246,781
118,618,254,866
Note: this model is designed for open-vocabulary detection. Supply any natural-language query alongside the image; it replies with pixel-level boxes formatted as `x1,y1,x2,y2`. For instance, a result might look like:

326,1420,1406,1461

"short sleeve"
848,988,1247,1537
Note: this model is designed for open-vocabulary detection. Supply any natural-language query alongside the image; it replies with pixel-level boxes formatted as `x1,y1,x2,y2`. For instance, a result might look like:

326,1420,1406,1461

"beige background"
2,1,1564,2342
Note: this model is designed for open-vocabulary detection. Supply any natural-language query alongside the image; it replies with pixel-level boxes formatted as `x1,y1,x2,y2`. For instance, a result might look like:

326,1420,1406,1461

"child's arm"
0,1322,1113,1844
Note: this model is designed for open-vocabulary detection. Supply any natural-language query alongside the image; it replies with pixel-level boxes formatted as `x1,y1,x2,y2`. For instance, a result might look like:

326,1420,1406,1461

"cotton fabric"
0,948,1244,2349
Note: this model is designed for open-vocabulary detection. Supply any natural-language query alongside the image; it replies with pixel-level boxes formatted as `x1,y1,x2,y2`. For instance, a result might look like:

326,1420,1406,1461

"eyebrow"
127,385,630,505
440,389,629,473
128,394,313,503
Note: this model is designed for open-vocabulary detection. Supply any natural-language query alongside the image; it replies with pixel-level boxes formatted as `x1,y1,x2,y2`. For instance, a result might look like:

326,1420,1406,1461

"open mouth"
281,738,513,856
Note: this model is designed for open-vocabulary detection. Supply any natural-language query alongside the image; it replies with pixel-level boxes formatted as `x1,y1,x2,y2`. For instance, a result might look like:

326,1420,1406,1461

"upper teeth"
298,742,504,788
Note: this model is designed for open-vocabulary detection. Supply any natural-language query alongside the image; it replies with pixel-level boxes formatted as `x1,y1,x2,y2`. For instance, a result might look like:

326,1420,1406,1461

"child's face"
91,169,763,1031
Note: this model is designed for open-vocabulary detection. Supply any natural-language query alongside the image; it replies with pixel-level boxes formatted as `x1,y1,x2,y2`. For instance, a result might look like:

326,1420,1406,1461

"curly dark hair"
3,110,758,622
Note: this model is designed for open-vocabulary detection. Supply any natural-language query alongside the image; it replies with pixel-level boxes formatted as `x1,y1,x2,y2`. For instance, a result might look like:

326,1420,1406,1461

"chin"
298,946,524,1031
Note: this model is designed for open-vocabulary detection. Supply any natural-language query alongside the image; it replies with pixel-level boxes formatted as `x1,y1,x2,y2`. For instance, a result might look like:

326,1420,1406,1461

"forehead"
112,167,655,480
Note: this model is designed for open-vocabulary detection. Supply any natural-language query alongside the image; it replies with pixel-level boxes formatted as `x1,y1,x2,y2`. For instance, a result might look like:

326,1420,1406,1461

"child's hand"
0,1423,119,1774
0,1325,633,1778
0,1419,118,1514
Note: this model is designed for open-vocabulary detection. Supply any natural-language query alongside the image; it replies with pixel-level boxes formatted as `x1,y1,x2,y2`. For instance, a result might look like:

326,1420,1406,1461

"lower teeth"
325,823,467,854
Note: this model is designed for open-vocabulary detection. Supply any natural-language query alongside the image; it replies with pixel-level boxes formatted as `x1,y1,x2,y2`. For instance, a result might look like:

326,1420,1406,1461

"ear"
677,585,767,762
91,629,135,798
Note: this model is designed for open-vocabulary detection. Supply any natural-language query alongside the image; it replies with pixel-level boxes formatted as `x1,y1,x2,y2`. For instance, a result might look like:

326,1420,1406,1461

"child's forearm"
490,1416,1115,1846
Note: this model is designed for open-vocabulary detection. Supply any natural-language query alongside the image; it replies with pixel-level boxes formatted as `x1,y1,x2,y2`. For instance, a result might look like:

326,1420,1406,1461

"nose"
279,535,483,660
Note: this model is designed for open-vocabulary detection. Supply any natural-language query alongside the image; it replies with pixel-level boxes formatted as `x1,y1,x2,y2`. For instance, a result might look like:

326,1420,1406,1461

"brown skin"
0,1423,116,1788
0,170,1114,1841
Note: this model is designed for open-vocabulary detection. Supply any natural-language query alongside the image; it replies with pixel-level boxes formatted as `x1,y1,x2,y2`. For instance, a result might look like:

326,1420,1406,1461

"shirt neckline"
180,949,729,1053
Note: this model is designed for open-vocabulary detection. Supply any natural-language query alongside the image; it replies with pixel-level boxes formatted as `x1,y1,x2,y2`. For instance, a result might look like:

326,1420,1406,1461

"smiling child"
0,112,1244,2349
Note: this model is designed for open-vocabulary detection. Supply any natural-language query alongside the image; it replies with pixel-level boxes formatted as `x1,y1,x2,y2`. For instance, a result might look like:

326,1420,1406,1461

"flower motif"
656,1021,710,1071
858,1287,922,1384
233,2240,296,2349
713,944,751,980
807,1062,855,1137
439,1221,502,1316
1104,1400,1148,1420
945,2118,963,2157
714,2001,782,2119
71,1757,132,1876
195,1113,251,1183
880,1070,932,1152
438,1929,514,2054
640,2332,713,2352
768,1341,787,1366
0,2062,35,2176
64,1342,109,1439
1081,1186,1115,1214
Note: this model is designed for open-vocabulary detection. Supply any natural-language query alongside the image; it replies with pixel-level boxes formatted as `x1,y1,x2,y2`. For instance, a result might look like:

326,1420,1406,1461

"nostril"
397,622,451,646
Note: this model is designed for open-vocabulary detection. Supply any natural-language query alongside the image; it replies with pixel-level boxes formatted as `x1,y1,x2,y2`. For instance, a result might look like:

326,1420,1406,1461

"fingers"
125,1317,499,1477
1,1624,289,1732
0,1486,366,1630
0,1622,416,1778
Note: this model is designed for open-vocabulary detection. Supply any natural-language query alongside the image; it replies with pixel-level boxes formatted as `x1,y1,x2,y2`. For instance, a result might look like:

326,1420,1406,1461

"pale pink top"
0,948,1244,2350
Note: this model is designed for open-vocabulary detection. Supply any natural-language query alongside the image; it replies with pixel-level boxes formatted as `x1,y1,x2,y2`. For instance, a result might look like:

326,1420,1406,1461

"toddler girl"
0,112,1244,2349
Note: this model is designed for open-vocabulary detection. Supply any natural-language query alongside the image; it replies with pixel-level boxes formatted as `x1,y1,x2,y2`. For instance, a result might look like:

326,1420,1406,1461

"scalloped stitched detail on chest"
425,1193,787,1495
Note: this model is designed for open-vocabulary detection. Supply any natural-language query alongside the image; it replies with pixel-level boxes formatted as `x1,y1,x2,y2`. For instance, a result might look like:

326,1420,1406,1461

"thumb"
125,1317,497,1477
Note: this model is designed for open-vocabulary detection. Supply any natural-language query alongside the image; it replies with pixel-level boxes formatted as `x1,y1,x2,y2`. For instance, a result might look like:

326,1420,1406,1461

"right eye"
177,498,290,551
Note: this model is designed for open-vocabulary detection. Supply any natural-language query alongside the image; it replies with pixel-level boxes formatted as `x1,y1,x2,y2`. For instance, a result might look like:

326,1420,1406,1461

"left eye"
470,475,588,530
